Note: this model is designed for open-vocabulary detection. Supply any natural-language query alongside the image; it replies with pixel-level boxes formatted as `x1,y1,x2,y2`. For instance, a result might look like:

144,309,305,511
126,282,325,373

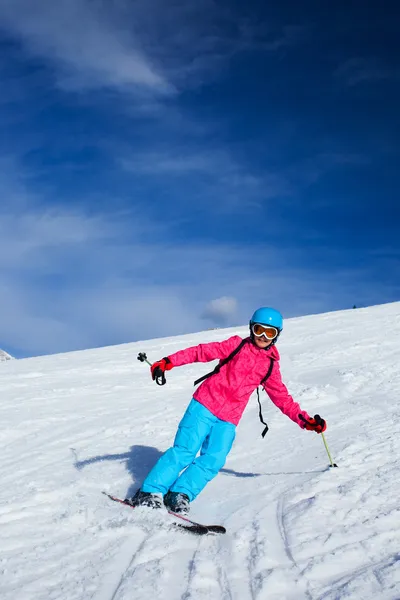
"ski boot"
164,491,190,514
125,489,163,509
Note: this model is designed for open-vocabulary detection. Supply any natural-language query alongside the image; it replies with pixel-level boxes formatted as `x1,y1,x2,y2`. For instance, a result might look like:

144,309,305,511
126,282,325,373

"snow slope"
0,349,13,361
1,302,400,600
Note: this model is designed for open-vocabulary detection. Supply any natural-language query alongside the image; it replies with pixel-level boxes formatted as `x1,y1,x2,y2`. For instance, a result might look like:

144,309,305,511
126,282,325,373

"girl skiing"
127,307,327,514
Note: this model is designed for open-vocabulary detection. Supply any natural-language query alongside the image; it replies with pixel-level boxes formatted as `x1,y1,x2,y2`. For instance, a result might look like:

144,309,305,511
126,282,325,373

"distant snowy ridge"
0,349,13,361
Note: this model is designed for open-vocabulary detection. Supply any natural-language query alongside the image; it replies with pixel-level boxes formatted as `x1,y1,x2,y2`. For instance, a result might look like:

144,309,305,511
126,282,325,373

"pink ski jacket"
168,336,310,427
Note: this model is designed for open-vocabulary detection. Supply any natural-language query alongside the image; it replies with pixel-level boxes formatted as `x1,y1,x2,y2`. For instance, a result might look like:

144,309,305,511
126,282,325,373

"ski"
102,491,226,536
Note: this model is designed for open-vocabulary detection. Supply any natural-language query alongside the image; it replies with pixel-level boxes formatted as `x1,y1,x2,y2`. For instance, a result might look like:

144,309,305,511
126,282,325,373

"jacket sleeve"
263,361,310,428
167,336,243,368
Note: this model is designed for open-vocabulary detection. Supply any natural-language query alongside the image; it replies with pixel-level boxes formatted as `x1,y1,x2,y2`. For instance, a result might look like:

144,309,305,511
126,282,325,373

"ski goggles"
251,323,279,340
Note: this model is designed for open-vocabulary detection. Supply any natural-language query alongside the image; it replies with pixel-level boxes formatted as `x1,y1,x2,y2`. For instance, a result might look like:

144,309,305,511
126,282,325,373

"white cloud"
0,0,306,97
335,58,400,86
0,0,172,94
120,152,214,175
202,296,238,326
0,283,91,355
0,210,115,271
120,148,292,210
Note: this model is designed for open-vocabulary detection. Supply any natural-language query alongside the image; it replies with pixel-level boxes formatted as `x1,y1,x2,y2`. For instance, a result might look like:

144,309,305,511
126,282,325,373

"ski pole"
321,432,338,468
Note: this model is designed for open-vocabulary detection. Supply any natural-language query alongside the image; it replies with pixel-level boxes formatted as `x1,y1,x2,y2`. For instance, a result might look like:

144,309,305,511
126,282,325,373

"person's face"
251,323,279,349
254,335,272,349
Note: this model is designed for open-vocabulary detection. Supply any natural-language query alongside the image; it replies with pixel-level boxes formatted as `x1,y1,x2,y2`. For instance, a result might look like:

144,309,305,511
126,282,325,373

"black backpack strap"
260,358,274,386
194,338,248,386
257,358,274,438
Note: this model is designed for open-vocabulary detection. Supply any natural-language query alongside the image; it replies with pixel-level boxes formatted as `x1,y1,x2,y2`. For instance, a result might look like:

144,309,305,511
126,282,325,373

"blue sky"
0,0,399,358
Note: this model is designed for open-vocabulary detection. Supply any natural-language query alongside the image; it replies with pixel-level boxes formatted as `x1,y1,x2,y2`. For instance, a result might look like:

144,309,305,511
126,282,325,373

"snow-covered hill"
0,349,13,361
1,302,400,600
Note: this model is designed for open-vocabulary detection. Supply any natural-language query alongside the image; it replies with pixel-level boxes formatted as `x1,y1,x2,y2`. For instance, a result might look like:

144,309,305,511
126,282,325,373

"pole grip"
137,352,152,366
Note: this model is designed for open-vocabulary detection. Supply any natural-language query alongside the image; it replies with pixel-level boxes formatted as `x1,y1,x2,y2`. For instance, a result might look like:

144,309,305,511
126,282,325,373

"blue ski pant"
141,399,236,501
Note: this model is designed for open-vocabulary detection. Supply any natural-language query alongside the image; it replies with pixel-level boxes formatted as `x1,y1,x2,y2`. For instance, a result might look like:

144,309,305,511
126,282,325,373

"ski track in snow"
1,303,400,599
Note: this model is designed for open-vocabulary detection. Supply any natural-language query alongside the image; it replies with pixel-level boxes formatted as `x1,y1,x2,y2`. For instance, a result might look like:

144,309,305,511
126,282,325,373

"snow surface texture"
1,302,400,600
0,349,13,361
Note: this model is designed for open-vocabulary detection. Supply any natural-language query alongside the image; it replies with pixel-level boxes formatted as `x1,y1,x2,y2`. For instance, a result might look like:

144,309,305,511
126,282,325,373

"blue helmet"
250,307,283,331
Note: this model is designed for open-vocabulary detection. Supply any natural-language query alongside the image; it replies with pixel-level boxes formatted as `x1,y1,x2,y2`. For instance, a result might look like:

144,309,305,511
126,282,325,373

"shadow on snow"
72,445,323,497
72,444,269,495
73,444,163,498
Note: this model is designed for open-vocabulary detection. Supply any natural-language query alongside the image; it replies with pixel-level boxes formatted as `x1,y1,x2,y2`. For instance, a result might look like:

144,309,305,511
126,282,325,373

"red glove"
299,414,327,434
151,357,173,385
